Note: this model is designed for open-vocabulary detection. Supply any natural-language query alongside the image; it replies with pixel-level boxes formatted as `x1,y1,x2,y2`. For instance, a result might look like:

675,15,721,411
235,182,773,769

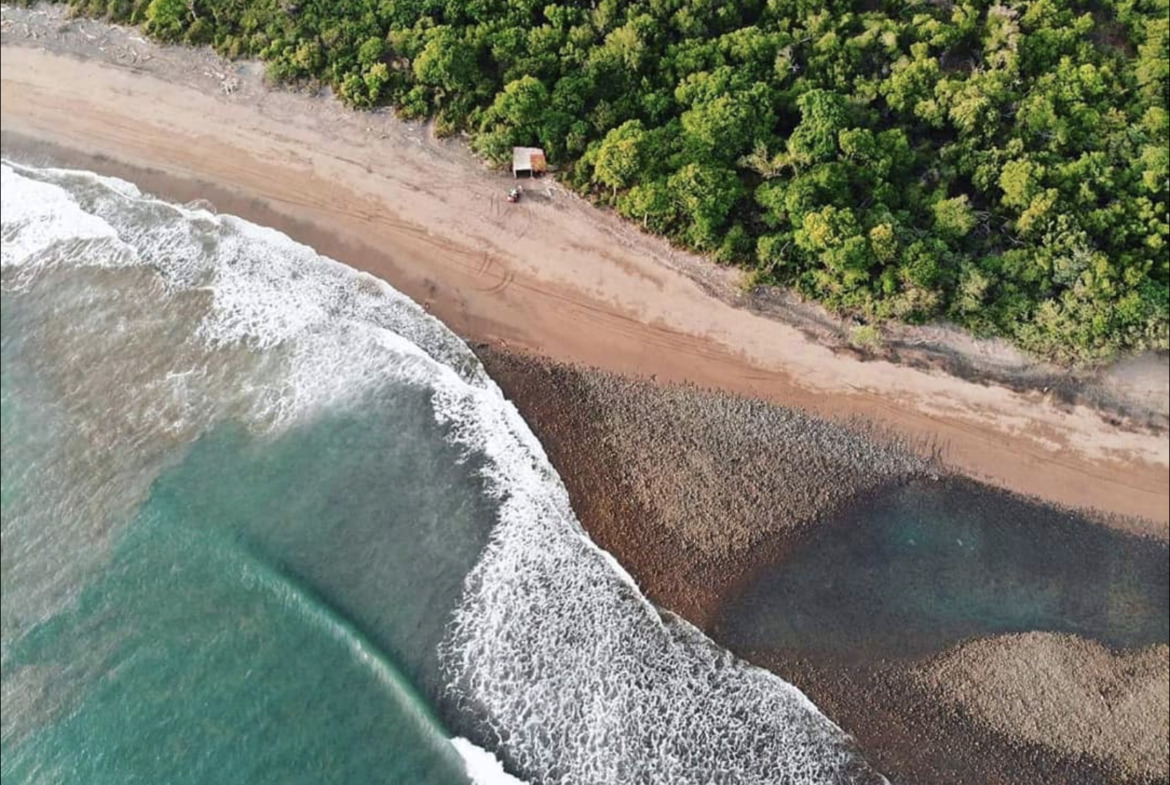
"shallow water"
1,160,879,784
717,478,1170,661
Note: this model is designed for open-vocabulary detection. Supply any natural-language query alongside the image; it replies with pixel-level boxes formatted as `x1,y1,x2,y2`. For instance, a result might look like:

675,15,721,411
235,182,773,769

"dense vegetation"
66,0,1170,362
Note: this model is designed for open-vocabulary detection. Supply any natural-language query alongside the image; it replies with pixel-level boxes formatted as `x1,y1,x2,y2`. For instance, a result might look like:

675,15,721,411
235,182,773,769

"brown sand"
2,8,1168,529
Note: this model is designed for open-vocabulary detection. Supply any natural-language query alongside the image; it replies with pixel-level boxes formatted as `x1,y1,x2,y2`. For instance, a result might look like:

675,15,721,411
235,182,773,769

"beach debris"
202,67,240,94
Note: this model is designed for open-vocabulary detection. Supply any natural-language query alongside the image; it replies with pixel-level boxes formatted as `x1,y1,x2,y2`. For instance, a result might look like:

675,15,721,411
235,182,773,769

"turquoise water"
1,161,879,785
1,277,487,784
2,474,471,785
717,478,1170,662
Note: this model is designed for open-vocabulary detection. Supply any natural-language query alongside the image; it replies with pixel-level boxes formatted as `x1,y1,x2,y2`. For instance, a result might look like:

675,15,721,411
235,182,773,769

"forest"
62,0,1170,362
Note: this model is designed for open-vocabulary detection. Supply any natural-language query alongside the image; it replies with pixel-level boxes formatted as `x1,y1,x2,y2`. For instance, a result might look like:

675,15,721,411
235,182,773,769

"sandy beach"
2,7,1168,529
4,8,1168,783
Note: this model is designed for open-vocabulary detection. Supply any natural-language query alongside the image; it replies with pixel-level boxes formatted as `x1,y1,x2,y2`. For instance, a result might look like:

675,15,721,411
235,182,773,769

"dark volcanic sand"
478,346,1170,785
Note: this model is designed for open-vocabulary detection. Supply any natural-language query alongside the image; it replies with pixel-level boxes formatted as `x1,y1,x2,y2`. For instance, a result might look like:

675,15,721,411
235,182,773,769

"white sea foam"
430,375,872,784
1,164,124,267
452,738,527,785
1,160,880,784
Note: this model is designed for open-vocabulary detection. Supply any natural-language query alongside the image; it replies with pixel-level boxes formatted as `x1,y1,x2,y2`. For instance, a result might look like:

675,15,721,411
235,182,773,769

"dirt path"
2,13,1167,528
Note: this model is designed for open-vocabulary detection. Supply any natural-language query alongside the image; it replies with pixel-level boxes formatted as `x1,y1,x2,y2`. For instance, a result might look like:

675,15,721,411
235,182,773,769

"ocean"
0,161,881,784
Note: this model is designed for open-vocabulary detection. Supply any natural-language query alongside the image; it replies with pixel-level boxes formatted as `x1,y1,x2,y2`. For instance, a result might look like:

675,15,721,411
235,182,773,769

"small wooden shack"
512,147,547,178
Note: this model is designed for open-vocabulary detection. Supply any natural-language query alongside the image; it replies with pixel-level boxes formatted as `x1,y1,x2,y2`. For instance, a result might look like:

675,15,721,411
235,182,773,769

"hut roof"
512,146,547,174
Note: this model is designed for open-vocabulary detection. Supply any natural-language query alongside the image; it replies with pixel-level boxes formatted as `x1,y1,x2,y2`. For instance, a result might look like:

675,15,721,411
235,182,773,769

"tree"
618,179,677,231
796,205,874,290
756,233,793,273
144,0,188,40
485,76,551,129
933,195,977,240
413,27,478,95
364,63,390,104
475,76,552,160
358,37,385,68
787,89,849,168
679,83,775,163
593,120,647,193
869,223,898,264
999,159,1039,209
668,164,744,248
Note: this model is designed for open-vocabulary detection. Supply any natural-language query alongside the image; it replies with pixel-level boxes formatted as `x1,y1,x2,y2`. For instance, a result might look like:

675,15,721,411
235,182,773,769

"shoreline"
2,12,1166,783
2,12,1168,528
